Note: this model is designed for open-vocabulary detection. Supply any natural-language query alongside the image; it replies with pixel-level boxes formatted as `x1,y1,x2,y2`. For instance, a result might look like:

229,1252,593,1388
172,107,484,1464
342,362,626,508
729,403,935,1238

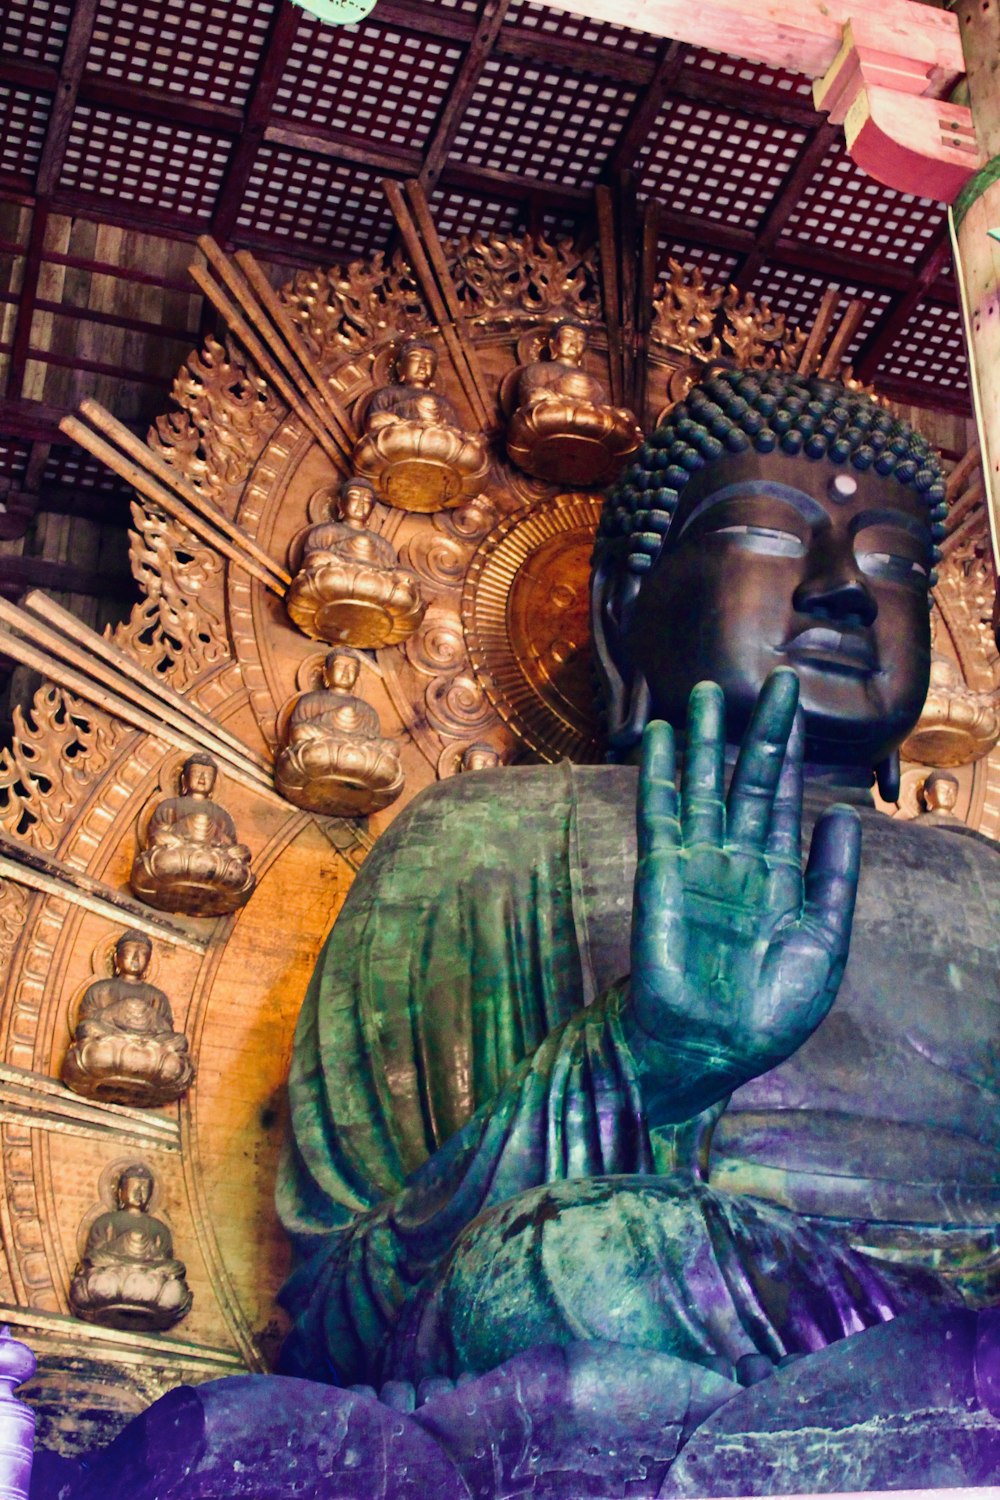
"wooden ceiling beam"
0,553,134,602
419,0,512,192
31,298,201,344
79,79,243,136
263,122,422,176
769,236,914,292
211,1,303,245
0,60,57,93
16,346,172,387
373,0,479,41
536,0,963,84
665,67,819,128
36,186,210,242
0,398,74,444
439,162,590,210
36,0,100,199
13,483,132,525
853,229,954,383
730,119,840,293
495,27,656,83
6,0,100,409
855,372,971,417
0,239,201,296
610,41,684,173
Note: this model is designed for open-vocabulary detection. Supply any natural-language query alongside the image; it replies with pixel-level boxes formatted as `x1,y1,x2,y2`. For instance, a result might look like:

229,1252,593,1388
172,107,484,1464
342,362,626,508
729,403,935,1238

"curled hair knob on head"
594,369,946,585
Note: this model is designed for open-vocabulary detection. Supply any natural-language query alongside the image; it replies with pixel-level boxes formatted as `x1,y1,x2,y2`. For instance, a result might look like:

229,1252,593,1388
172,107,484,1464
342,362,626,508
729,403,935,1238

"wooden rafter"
0,552,133,602
536,0,963,83
610,41,684,175
211,1,303,245
854,230,953,384
419,0,512,191
730,120,840,295
4,0,101,418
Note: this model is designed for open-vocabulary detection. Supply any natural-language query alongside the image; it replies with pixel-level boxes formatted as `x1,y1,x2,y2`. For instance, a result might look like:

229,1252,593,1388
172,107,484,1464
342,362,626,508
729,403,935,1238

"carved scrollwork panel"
424,672,497,738
398,532,471,591
0,878,27,979
405,608,468,679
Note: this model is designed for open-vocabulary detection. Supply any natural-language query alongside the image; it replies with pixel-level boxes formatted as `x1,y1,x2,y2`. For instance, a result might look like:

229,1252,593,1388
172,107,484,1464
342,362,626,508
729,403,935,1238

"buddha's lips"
780,627,878,674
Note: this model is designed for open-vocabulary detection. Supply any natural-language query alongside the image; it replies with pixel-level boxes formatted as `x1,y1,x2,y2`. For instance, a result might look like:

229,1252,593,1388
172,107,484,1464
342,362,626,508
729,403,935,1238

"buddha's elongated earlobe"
608,673,651,755
591,559,648,754
875,749,901,803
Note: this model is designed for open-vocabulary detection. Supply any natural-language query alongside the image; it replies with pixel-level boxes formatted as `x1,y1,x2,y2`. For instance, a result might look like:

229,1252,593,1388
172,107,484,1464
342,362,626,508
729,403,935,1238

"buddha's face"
622,449,933,768
117,1170,153,1212
551,324,587,365
116,937,151,979
462,746,500,772
183,759,216,797
341,484,375,526
924,772,958,811
399,345,435,388
325,653,360,692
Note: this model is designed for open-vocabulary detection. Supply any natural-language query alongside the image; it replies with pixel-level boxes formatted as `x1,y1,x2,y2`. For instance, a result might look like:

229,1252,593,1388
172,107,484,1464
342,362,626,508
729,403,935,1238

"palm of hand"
631,671,861,1114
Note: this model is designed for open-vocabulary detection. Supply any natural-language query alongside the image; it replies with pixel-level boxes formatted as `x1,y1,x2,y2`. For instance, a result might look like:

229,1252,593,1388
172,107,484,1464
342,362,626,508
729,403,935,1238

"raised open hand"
627,668,861,1125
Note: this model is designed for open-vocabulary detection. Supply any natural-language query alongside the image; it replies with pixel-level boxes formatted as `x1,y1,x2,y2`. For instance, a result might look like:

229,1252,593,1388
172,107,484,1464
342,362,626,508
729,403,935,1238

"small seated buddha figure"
901,651,1000,768
919,769,963,825
62,930,195,1107
130,754,255,918
459,742,502,773
274,648,404,817
505,319,642,486
352,340,489,513
285,476,425,649
69,1164,192,1332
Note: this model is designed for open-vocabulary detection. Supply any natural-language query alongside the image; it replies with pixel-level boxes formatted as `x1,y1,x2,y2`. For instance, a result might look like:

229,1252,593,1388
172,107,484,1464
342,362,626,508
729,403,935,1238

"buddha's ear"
590,556,650,756
875,748,901,803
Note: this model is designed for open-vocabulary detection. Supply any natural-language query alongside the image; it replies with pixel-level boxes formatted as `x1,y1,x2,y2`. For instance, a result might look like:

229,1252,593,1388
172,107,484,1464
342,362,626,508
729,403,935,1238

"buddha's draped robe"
278,764,1000,1384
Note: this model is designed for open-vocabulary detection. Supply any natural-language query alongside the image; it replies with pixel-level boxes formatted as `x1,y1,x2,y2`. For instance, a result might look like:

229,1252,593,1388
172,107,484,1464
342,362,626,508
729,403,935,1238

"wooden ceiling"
0,0,970,603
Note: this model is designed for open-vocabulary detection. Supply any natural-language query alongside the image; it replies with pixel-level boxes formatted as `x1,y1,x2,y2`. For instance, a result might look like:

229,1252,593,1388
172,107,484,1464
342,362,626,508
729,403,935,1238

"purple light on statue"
0,1327,35,1500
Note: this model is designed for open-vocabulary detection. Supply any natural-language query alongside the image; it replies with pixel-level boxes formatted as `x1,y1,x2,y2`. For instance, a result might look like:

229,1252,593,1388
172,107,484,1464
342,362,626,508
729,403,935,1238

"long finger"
682,681,726,847
637,719,678,860
766,705,804,866
726,668,799,853
801,804,862,964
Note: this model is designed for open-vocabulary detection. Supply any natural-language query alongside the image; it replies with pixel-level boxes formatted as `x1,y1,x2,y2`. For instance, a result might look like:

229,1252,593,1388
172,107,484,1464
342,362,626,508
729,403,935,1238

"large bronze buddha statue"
278,371,998,1390
61,371,1000,1497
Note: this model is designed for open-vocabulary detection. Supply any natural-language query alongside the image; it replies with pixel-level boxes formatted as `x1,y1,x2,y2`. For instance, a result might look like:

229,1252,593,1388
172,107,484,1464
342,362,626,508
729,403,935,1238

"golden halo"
462,492,604,763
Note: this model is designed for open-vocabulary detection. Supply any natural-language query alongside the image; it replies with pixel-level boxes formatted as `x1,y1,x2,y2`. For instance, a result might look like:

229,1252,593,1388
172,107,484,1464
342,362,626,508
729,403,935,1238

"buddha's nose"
792,568,878,629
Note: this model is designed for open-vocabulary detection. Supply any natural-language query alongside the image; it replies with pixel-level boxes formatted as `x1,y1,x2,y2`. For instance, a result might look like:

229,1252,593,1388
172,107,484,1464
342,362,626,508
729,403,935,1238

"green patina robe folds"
279,762,639,1238
278,762,1000,1384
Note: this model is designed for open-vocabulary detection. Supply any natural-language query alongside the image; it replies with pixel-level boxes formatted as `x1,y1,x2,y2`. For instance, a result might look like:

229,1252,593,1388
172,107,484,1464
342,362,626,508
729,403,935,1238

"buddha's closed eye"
710,523,806,557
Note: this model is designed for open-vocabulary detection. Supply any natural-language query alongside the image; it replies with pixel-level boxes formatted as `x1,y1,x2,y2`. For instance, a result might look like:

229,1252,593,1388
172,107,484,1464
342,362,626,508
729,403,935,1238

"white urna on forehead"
595,369,947,588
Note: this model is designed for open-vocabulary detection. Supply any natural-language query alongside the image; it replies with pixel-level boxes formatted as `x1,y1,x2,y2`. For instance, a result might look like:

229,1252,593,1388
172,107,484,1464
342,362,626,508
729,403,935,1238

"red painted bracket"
814,21,982,204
